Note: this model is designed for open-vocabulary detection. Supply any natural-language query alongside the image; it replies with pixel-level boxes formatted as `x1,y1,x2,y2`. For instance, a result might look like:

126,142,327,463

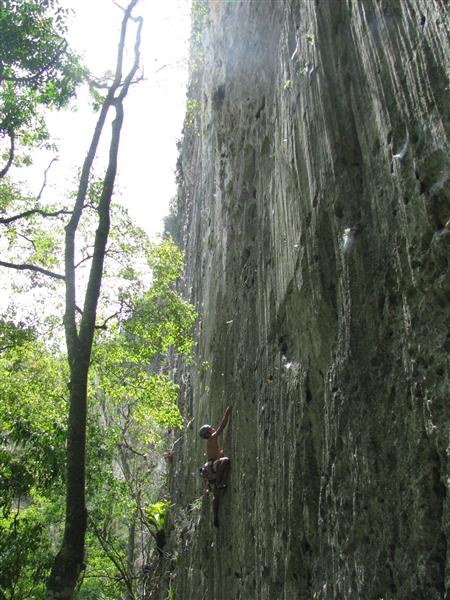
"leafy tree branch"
0,1,84,177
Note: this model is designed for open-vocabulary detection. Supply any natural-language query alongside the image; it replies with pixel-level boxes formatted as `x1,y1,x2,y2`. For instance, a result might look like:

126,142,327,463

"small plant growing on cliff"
199,359,211,376
192,0,208,21
190,0,209,73
283,79,292,91
298,64,308,76
145,501,170,531
145,501,170,556
190,497,203,511
306,33,315,45
185,98,200,128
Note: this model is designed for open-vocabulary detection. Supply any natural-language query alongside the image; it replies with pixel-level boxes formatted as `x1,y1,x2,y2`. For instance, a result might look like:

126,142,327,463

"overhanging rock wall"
161,1,449,599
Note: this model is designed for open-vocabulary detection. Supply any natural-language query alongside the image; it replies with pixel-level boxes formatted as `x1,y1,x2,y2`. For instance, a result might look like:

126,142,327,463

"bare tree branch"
37,156,59,201
0,260,65,280
0,207,72,225
112,0,126,12
89,75,143,90
73,243,123,270
116,15,143,101
74,254,94,269
16,232,37,251
88,78,110,90
94,310,121,330
79,2,142,345
118,441,148,459
89,519,135,599
0,131,15,179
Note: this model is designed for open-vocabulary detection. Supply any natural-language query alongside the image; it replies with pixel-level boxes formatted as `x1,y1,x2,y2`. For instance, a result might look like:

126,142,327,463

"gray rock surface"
158,1,449,598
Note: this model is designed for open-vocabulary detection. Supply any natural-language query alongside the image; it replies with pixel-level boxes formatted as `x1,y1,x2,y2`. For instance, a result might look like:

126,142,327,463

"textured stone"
159,1,449,599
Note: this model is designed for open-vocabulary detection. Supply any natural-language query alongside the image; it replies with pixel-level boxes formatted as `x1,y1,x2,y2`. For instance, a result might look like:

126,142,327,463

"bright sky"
33,0,191,239
1,0,191,321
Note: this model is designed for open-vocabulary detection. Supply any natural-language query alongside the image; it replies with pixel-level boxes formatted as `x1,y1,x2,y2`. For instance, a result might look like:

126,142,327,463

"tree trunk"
46,3,142,597
46,354,89,598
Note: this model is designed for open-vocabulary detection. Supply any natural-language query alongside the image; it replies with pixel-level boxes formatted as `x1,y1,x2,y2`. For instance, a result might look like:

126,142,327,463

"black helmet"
199,424,212,439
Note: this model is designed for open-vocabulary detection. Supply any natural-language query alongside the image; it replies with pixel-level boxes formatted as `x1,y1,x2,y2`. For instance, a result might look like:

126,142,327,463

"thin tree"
42,2,143,597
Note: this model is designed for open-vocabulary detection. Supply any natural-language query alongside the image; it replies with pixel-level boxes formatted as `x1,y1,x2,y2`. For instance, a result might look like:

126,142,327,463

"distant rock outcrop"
157,1,449,599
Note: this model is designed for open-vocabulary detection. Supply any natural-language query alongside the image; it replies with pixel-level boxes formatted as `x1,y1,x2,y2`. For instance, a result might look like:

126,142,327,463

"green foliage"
0,494,64,600
0,323,67,597
145,500,170,533
0,0,85,166
88,85,106,113
0,178,24,213
0,175,68,292
77,536,127,600
0,317,36,350
0,3,195,597
0,174,158,314
118,237,196,361
192,0,209,21
90,239,196,448
80,238,195,596
190,496,202,511
185,98,200,129
189,0,209,74
0,332,67,506
0,234,196,597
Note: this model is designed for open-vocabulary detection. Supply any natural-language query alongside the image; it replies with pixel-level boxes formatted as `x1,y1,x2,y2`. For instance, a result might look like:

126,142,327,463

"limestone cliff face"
161,1,449,599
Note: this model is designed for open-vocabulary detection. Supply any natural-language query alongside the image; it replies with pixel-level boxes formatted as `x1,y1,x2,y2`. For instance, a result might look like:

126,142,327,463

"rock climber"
199,406,232,527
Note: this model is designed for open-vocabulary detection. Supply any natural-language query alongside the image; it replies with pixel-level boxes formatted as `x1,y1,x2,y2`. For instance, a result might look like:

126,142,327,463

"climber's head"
199,424,213,439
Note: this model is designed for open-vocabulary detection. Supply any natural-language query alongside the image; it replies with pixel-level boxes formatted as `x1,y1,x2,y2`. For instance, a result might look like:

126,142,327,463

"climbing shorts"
200,459,219,482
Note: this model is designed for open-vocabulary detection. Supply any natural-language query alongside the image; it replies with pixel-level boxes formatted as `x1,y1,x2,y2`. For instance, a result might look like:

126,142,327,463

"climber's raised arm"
213,405,232,438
